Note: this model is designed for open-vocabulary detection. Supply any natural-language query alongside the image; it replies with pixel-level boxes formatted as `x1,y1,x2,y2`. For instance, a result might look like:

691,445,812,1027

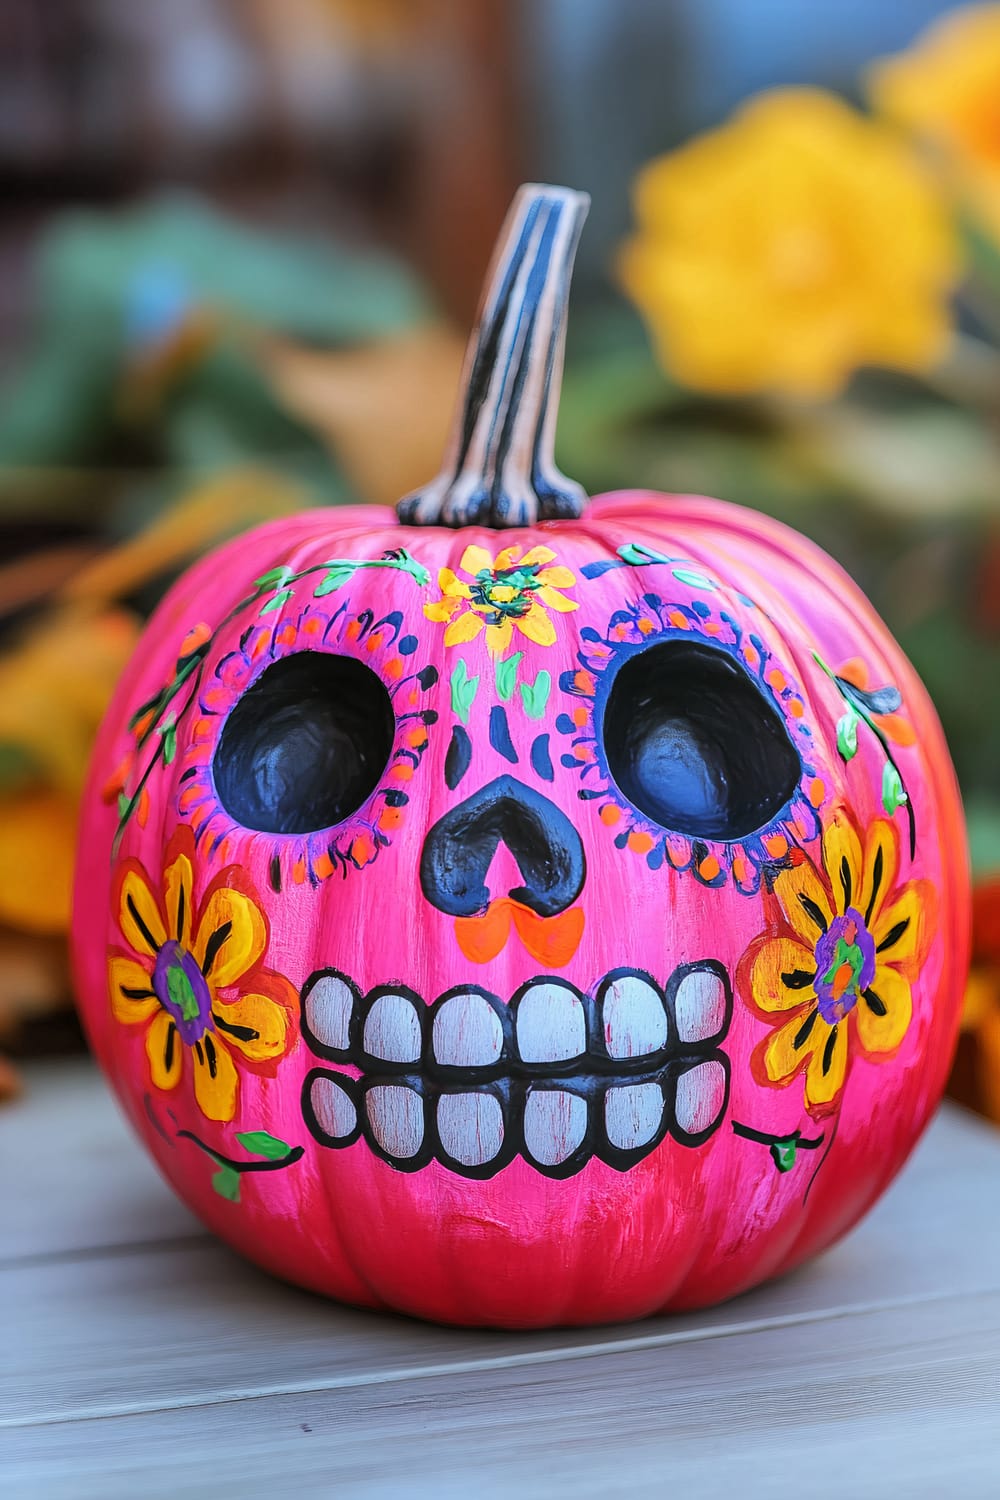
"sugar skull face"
73,493,966,1326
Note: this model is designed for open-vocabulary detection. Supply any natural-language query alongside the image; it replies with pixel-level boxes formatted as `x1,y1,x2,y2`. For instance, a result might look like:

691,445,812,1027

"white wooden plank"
5,1291,999,1500
0,1060,202,1263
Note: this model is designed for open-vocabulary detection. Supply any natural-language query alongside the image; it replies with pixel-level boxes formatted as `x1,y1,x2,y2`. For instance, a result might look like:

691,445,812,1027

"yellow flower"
745,811,933,1116
108,833,293,1122
869,5,1000,240
423,543,577,656
619,89,959,398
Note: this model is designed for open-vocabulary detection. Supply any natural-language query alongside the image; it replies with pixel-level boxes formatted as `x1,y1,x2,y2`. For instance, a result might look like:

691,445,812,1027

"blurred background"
0,0,998,1115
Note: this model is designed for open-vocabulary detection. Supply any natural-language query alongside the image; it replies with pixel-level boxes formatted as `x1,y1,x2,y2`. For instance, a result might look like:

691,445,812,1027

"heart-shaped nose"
420,775,585,919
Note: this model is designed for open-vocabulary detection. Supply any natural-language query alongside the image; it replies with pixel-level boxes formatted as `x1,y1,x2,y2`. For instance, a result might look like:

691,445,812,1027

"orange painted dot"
137,787,150,828
378,806,405,832
303,616,322,635
788,698,804,718
251,633,269,659
346,620,362,641
351,833,376,867
637,618,654,635
406,727,428,749
179,621,211,657
763,833,788,858
703,621,721,636
366,633,383,653
668,611,688,630
276,624,297,646
133,710,154,739
628,831,654,854
744,645,759,669
293,860,307,885
573,744,592,761
574,670,595,695
809,778,826,808
408,689,419,706
179,786,201,811
391,762,414,781
313,851,334,880
385,657,404,680
600,804,621,826
732,856,749,884
572,707,588,727
698,855,721,880
190,805,210,831
767,669,786,691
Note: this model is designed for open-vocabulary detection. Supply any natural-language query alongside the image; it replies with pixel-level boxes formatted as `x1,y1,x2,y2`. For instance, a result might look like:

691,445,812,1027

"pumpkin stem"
398,183,590,529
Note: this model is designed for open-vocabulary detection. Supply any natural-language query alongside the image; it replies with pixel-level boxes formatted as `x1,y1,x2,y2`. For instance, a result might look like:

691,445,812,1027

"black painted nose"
420,775,586,919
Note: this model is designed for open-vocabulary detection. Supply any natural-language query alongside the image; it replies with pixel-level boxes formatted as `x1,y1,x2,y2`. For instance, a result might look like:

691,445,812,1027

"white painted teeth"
672,964,730,1045
604,1081,665,1153
515,981,586,1064
523,1088,588,1166
673,1059,728,1141
303,971,357,1055
301,961,732,1174
364,992,422,1064
599,973,669,1060
437,1092,505,1166
367,1085,424,1159
432,991,504,1068
308,1073,358,1142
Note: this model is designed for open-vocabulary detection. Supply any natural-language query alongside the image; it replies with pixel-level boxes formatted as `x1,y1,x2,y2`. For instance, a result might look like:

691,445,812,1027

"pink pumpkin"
72,186,969,1327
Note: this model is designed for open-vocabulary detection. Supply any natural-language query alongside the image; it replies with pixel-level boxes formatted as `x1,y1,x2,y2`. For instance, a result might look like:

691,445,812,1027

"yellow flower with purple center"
424,543,578,655
745,811,933,1115
619,88,959,398
107,834,294,1122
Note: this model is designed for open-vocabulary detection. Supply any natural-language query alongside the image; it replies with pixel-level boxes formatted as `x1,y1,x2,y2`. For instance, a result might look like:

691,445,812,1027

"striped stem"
398,183,590,529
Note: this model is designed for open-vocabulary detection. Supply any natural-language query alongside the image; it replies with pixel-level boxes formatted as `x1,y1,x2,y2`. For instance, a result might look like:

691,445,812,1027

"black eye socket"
602,640,801,841
213,653,395,834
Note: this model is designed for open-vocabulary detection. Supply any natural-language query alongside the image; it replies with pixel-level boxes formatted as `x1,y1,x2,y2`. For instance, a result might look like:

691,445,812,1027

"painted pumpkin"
72,185,969,1328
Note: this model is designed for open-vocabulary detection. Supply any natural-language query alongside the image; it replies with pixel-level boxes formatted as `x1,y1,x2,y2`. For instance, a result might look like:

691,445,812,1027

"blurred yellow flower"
619,89,959,398
869,5,1000,240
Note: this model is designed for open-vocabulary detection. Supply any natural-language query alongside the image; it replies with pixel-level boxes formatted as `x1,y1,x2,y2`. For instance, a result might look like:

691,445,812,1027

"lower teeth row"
303,1056,729,1178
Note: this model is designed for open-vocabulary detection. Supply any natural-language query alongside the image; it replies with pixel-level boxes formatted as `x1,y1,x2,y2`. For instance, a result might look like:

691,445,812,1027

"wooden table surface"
3,1059,1000,1499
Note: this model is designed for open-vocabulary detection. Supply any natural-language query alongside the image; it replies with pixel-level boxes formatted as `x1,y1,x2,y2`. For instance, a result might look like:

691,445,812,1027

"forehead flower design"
424,543,577,655
744,810,934,1115
107,832,295,1122
557,591,825,893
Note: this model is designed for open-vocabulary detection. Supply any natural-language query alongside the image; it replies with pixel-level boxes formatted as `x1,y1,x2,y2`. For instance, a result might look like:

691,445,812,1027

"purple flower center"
813,907,876,1024
152,940,213,1045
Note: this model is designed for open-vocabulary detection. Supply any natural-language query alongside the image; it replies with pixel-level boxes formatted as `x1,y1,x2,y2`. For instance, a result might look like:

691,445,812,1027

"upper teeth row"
301,961,732,1076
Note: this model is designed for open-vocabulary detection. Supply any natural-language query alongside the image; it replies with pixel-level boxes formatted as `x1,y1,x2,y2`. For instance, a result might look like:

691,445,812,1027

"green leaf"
236,1131,292,1160
254,566,292,590
671,567,716,591
520,670,552,720
161,725,177,764
450,660,479,725
117,791,130,820
495,653,523,701
313,565,355,596
836,708,860,761
618,542,672,567
770,1138,798,1173
211,1166,242,1202
259,587,293,615
882,761,909,815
